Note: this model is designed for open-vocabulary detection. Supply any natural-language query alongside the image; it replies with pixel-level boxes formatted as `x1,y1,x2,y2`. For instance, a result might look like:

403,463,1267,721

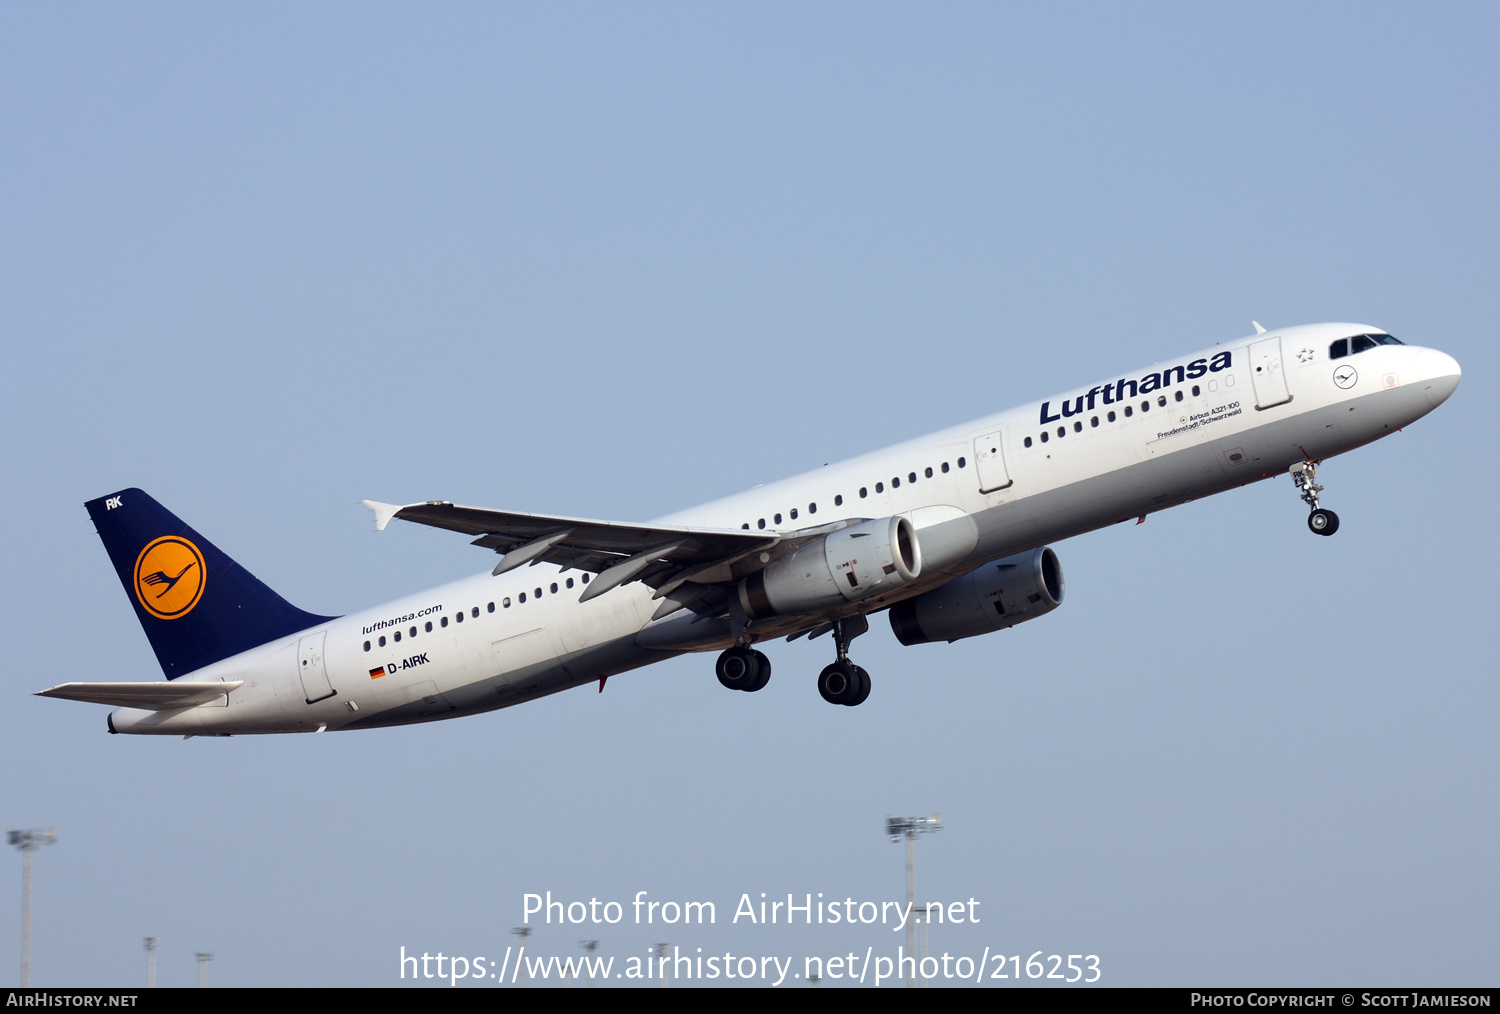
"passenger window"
1090,417,1099,427
425,621,432,632
409,626,416,637
758,518,766,529
1073,421,1082,432
924,467,932,478
1041,431,1049,443
1191,385,1200,396
774,513,782,525
835,495,843,506
363,640,370,652
808,502,817,514
1330,338,1349,359
519,593,526,603
941,462,950,473
1057,427,1065,438
441,616,448,627
909,472,917,483
471,607,479,618
790,508,798,520
891,477,900,488
503,597,511,608
859,487,868,498
875,482,884,493
456,612,463,623
535,587,542,598
394,631,401,642
487,602,494,613
1141,401,1150,412
1024,436,1033,448
379,635,387,646
742,523,749,529
582,574,590,584
1108,411,1116,422
566,578,574,588
550,583,558,594
1124,406,1133,417
957,457,966,468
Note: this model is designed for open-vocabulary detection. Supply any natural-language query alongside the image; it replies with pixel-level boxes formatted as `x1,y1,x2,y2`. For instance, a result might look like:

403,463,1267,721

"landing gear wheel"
1308,508,1339,536
745,650,771,692
818,660,859,705
844,665,871,707
716,646,759,690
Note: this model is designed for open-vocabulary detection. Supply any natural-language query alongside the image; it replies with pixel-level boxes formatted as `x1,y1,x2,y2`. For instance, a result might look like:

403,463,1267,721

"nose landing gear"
1292,459,1339,536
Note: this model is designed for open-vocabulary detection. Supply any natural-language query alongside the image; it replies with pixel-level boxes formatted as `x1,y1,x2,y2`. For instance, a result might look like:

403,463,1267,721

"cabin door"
1249,337,1292,409
973,430,1014,493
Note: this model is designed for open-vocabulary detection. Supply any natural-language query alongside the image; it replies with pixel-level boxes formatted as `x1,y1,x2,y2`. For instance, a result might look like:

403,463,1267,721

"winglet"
362,501,405,532
1252,321,1267,334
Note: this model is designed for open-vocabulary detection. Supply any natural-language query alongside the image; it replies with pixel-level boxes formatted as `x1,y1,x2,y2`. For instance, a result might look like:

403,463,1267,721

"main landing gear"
712,614,872,706
716,645,770,692
1291,459,1339,536
817,616,871,707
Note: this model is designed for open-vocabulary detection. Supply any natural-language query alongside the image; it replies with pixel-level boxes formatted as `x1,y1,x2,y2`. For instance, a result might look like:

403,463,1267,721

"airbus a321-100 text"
43,323,1460,735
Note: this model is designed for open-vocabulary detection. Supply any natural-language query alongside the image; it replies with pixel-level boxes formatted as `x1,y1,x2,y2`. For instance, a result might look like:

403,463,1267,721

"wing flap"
37,681,243,710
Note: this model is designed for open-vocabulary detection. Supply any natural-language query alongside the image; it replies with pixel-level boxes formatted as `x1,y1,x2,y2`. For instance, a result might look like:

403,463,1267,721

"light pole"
143,937,159,988
195,952,213,987
885,813,942,988
8,829,57,988
580,940,598,987
511,927,531,987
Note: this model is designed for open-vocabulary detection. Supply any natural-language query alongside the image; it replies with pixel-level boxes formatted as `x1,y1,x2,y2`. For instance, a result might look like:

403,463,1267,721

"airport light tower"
9,828,57,988
885,813,941,988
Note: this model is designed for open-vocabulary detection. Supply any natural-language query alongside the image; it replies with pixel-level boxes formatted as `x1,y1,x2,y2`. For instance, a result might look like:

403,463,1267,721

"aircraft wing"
37,681,243,710
363,500,859,611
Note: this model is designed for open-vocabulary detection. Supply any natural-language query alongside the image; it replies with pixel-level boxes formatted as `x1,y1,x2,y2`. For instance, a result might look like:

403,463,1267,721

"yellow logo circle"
133,536,206,620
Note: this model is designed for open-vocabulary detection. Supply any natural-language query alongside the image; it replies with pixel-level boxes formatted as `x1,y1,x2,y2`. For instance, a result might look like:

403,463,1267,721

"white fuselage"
108,324,1461,735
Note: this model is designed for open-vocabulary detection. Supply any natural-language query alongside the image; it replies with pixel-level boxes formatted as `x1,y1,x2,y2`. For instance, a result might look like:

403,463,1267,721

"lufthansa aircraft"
42,323,1460,735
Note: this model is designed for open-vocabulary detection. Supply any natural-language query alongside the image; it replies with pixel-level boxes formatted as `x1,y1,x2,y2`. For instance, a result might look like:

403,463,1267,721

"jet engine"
888,546,1064,645
738,516,922,619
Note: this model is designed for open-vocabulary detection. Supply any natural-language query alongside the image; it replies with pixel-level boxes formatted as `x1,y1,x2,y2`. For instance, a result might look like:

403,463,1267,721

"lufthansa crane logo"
1333,365,1358,389
133,536,206,620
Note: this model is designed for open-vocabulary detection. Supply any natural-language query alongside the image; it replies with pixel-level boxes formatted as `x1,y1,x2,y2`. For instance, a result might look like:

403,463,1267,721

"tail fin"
85,488,336,679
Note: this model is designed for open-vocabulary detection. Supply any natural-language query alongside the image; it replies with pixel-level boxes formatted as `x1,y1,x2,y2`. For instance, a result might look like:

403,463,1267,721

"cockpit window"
1334,333,1404,360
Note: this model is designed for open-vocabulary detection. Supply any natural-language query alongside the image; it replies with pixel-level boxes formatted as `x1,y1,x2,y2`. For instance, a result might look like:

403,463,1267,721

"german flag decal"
369,666,385,679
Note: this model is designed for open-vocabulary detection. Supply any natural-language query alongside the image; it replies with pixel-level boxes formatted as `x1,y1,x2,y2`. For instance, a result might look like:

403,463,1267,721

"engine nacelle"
888,546,1064,645
739,516,922,619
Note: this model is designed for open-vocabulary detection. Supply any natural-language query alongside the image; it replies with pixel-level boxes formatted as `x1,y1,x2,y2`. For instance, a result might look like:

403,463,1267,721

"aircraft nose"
1420,349,1461,407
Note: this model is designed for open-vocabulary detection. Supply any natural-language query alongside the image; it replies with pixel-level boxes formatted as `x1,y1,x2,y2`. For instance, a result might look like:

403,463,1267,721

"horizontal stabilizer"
36,681,242,710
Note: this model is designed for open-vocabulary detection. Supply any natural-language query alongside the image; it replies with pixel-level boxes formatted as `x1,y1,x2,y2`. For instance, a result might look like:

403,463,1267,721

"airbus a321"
42,323,1460,735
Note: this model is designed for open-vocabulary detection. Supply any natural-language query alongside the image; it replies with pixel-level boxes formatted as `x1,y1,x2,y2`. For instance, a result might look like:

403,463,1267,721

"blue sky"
1,3,1495,986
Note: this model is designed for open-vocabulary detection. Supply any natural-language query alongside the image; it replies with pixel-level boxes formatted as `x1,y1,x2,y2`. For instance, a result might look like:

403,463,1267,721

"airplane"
40,322,1460,735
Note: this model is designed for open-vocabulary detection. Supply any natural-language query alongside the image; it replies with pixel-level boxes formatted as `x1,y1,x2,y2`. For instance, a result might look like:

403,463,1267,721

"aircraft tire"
1308,509,1339,536
744,650,772,692
716,646,759,690
818,660,858,705
844,665,871,706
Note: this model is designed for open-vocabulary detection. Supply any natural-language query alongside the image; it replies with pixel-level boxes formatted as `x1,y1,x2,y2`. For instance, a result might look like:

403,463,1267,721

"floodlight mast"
143,937,159,988
8,828,57,988
195,952,213,987
511,927,531,987
580,940,598,987
885,813,942,988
